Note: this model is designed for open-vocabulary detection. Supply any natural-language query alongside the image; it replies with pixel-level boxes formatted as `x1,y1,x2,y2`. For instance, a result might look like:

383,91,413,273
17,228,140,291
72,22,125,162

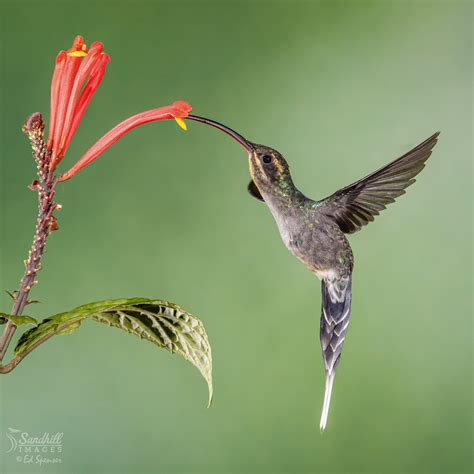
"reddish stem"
0,113,58,362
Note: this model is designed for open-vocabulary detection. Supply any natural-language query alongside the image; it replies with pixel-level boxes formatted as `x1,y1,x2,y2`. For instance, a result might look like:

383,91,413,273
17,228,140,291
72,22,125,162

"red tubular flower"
48,36,109,168
59,101,192,181
46,36,192,180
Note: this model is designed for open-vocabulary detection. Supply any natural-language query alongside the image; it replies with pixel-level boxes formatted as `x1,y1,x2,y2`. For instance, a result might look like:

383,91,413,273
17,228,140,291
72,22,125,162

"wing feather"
318,132,440,234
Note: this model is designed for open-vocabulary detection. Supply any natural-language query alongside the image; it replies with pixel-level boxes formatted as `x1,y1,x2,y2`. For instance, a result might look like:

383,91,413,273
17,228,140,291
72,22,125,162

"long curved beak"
185,114,255,153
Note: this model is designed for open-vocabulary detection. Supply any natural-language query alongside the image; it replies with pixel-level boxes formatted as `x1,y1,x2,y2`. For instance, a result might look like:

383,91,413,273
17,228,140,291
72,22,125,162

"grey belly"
284,225,344,274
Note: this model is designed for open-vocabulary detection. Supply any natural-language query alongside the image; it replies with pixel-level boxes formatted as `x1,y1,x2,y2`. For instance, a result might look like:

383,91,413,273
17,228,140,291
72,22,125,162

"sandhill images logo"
5,427,63,466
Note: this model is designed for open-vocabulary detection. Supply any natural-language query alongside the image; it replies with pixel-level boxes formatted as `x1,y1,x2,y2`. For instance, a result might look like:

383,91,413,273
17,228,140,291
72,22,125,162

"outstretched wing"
318,132,440,234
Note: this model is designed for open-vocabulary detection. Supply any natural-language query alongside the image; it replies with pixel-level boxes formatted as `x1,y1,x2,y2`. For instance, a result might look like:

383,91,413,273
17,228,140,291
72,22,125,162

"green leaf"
0,312,38,327
14,298,212,404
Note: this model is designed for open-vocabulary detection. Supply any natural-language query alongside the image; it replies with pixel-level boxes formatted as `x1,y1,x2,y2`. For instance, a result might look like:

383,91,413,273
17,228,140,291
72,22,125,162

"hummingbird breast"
265,195,353,278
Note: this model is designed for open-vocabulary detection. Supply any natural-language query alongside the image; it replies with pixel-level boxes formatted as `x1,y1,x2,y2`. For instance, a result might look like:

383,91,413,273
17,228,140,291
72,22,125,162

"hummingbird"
185,114,439,431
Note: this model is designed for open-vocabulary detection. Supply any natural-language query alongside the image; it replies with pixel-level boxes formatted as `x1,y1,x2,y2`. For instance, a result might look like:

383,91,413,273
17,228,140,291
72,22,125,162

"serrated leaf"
0,313,38,327
14,298,212,404
56,321,83,335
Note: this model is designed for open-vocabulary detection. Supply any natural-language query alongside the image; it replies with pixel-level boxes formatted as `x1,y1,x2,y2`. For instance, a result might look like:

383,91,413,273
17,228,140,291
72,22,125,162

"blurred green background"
0,1,472,473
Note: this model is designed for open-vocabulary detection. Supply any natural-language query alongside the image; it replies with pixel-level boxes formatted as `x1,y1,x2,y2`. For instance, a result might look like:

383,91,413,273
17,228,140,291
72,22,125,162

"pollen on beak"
174,117,187,131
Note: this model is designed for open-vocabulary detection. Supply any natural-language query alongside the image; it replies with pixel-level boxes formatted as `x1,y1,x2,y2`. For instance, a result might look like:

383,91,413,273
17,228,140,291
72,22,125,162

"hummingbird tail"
319,274,352,431
320,370,335,432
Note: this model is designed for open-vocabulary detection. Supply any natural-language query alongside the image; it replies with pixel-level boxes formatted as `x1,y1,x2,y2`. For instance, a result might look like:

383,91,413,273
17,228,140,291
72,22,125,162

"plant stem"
0,319,80,374
0,113,57,363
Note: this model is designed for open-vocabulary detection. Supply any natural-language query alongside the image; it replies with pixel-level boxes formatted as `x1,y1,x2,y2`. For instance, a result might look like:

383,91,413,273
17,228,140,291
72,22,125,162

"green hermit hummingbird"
185,114,439,431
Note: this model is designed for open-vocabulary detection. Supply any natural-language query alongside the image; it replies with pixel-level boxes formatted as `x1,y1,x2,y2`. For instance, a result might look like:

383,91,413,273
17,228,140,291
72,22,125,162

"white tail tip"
320,372,335,432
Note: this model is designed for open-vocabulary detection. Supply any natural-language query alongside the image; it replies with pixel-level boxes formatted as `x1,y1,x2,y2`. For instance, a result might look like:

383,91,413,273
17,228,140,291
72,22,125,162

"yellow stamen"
67,50,88,57
174,117,187,131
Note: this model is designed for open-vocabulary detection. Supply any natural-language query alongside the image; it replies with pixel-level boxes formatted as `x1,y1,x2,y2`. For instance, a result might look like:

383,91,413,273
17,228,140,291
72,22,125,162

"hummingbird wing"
317,132,440,234
247,180,265,201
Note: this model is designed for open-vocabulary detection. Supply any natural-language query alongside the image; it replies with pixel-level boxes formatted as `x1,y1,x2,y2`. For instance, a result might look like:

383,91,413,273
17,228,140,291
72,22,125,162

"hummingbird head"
185,114,294,198
247,143,293,195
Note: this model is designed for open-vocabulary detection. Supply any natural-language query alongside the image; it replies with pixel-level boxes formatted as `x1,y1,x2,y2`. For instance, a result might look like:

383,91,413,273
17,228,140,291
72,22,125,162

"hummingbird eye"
262,154,272,164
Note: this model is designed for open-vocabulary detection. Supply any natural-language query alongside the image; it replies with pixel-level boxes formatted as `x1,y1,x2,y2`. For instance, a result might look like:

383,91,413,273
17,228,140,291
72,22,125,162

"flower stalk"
0,113,59,362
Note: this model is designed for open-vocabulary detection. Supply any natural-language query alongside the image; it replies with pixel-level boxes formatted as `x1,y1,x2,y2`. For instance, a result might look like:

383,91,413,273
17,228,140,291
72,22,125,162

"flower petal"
58,53,110,164
50,53,83,166
48,37,110,170
57,42,105,158
58,101,192,181
174,117,188,131
47,51,67,150
66,35,87,56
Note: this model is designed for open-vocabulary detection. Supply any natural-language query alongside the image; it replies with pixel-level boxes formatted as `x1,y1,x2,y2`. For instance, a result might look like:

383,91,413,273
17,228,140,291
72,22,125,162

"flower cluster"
44,35,192,182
